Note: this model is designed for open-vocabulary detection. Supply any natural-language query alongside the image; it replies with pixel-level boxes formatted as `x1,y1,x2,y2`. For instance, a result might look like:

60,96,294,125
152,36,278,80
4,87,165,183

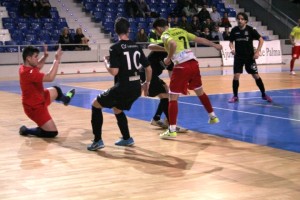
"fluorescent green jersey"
290,26,300,46
161,28,197,64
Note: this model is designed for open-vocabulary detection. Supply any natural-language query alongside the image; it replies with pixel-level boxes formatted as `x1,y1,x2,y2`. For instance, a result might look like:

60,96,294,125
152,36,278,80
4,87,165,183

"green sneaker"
64,89,76,106
208,116,220,124
160,130,177,139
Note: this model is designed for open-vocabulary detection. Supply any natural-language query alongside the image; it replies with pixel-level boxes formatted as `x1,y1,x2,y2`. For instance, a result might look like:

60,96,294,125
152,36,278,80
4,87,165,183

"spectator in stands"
182,0,198,17
197,3,211,23
210,5,222,26
167,16,173,27
190,15,202,36
220,12,232,27
124,0,141,18
136,0,151,18
289,18,300,75
200,27,213,41
19,0,36,18
136,28,148,48
37,0,51,18
136,28,148,42
211,25,224,41
172,16,180,27
222,26,231,40
179,15,192,33
58,27,75,51
201,18,215,32
74,28,90,51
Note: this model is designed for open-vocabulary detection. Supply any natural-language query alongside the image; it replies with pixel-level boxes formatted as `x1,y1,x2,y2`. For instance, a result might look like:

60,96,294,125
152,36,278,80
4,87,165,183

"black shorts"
148,76,168,97
97,82,141,110
233,57,258,74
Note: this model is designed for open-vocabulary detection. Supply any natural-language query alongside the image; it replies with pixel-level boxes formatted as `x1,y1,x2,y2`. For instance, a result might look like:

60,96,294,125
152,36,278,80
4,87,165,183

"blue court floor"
1,76,300,153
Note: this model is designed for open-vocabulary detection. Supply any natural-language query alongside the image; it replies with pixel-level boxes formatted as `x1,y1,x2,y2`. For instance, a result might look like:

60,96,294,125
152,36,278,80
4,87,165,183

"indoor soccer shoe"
290,71,296,75
87,140,105,151
228,96,238,103
160,130,177,139
150,119,168,129
19,125,28,136
64,89,76,106
262,95,272,102
208,116,220,124
115,137,135,146
176,126,188,133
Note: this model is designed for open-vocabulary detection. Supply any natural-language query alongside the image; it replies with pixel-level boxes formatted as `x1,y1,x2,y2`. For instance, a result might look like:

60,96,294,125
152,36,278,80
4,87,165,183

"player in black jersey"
87,17,152,151
141,43,188,133
147,30,172,128
228,12,272,103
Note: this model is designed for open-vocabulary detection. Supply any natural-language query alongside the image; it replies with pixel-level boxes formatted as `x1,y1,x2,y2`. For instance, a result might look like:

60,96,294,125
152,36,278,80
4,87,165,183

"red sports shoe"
228,96,239,103
262,95,272,102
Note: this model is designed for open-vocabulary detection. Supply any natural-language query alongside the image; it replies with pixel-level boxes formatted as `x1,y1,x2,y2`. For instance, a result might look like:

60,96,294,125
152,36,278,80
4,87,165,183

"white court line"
61,83,300,122
178,101,300,122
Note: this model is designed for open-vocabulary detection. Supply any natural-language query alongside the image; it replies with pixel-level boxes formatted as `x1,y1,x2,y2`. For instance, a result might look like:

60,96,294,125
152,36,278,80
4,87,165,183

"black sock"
37,129,58,138
91,106,103,142
115,112,130,140
255,78,266,97
160,98,169,121
153,100,163,121
53,86,69,104
22,127,58,138
233,80,239,97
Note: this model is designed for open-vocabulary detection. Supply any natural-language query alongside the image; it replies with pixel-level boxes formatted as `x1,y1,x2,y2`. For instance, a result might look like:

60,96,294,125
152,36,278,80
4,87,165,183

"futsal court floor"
0,70,300,199
2,72,299,153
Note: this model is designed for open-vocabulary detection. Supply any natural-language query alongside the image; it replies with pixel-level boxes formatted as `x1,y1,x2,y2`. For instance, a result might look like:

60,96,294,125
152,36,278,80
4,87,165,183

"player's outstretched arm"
37,44,49,69
148,44,166,52
194,37,223,50
43,45,63,82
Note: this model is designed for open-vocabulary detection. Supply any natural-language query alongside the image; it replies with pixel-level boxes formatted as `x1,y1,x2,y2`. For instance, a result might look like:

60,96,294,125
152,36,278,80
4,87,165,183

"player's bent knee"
92,99,102,108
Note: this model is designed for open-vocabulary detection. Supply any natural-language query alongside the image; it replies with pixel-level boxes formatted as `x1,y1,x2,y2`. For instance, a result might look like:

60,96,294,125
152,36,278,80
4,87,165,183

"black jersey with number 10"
109,40,150,84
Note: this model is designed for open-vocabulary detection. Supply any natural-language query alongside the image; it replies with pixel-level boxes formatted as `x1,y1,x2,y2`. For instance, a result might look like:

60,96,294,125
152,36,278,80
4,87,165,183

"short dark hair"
114,17,130,35
236,12,248,22
152,18,168,29
22,46,39,62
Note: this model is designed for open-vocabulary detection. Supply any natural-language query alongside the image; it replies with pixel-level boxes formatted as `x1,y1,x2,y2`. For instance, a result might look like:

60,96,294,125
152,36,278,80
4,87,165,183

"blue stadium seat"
0,46,6,52
50,10,60,19
31,22,41,31
2,21,14,30
7,11,17,18
10,32,24,43
2,17,14,24
43,22,54,30
84,2,95,13
46,40,58,51
25,34,36,43
93,11,103,22
41,18,53,23
228,10,236,17
17,22,29,30
4,41,18,52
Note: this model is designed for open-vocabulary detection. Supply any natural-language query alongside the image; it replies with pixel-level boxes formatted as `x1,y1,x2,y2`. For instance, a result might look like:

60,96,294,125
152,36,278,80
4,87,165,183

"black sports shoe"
64,89,76,106
19,125,28,136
